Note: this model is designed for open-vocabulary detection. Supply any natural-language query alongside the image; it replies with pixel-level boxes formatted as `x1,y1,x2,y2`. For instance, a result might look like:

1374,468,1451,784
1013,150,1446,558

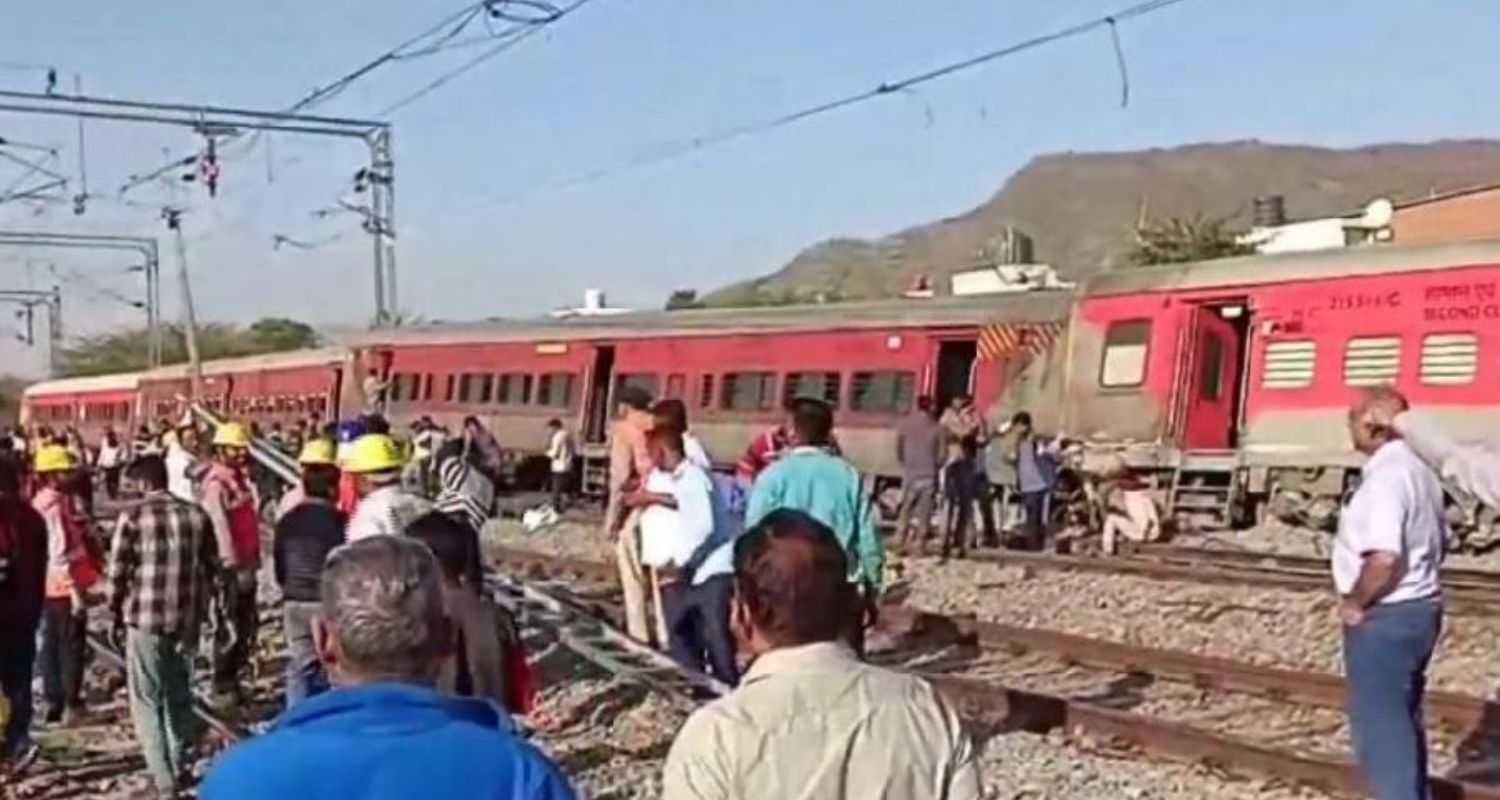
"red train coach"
1062,238,1500,532
21,372,142,441
136,347,352,430
22,347,353,442
360,293,1076,486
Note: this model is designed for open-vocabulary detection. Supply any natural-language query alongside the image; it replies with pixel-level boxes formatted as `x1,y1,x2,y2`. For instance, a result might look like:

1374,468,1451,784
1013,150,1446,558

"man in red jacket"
0,457,46,774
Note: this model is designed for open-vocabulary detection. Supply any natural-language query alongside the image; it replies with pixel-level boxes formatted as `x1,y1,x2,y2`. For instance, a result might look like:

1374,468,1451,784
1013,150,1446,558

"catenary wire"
498,0,1194,203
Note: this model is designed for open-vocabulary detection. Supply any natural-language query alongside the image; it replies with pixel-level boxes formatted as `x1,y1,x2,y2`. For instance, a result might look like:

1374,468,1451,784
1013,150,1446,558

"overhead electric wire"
374,0,601,118
117,1,492,195
501,0,1193,202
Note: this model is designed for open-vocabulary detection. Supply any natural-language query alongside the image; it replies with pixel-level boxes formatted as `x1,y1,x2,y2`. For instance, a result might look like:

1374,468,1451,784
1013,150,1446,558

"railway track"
491,543,1500,798
961,547,1500,614
1135,542,1500,588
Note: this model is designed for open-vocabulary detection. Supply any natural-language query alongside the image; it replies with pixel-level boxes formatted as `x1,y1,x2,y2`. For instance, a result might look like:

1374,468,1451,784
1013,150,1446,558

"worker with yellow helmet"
344,433,433,542
31,443,97,726
271,435,346,706
272,438,338,523
201,421,261,707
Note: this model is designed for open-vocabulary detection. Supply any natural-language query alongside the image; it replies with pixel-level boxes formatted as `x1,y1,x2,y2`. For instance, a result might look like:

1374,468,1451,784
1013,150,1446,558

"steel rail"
490,545,1500,798
1133,543,1500,587
965,550,1500,613
493,545,1498,731
82,632,249,743
879,605,1495,731
924,673,1500,800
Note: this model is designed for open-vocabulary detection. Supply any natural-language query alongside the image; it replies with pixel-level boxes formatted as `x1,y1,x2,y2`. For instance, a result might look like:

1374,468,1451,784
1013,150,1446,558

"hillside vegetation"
701,140,1500,306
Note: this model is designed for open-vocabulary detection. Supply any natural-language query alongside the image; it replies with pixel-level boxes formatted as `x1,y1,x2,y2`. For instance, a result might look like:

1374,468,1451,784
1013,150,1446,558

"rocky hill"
701,140,1500,306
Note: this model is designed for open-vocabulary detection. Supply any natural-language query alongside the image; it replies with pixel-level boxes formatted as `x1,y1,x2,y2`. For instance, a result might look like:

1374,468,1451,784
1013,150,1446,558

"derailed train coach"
22,347,355,442
25,236,1500,542
357,293,1077,490
1063,239,1500,540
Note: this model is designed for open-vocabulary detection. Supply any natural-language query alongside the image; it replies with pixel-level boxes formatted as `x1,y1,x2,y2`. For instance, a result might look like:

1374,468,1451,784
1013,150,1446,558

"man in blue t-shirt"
200,536,575,800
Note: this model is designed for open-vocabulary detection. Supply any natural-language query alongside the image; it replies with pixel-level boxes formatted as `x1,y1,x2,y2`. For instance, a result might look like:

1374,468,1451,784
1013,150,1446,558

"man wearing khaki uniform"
606,387,658,643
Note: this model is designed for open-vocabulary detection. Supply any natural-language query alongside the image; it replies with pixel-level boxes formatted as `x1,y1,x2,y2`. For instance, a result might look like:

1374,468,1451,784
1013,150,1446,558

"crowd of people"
5,381,1489,799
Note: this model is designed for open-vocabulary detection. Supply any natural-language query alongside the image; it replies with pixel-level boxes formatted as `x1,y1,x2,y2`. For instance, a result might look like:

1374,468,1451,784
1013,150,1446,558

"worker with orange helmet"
201,422,260,708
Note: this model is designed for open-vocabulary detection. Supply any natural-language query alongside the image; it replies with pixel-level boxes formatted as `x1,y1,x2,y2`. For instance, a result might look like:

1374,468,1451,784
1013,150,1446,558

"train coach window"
535,373,576,408
721,372,777,412
849,371,915,414
784,371,841,408
444,375,457,403
1100,320,1151,389
665,374,686,401
1343,336,1402,387
1420,333,1478,385
1261,340,1317,389
698,374,715,409
458,374,478,404
388,373,409,405
616,373,661,401
497,373,533,405
422,374,433,401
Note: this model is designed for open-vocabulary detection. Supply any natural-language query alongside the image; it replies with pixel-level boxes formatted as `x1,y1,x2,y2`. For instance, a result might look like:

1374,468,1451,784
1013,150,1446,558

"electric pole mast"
162,209,204,401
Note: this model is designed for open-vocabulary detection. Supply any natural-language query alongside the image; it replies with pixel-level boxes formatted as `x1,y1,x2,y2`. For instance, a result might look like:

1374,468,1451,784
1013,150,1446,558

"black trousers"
103,466,122,500
211,576,259,695
1,623,38,752
661,576,740,686
39,598,86,710
549,470,571,512
1021,490,1049,550
942,461,995,556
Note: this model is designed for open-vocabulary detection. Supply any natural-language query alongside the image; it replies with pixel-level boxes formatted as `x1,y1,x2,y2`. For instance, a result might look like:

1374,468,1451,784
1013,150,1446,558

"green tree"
56,317,323,377
1130,214,1255,266
247,317,320,351
664,289,702,310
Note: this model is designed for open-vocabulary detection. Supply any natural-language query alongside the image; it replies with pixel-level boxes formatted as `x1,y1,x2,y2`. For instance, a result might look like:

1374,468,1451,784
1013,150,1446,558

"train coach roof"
1083,238,1500,297
352,291,1077,347
139,346,349,381
24,371,142,398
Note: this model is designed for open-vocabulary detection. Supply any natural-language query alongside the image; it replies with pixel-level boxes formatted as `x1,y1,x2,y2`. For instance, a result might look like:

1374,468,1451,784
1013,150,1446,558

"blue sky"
1,0,1498,374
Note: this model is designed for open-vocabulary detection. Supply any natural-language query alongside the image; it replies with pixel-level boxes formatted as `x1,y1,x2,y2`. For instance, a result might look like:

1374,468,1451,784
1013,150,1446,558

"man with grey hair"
1363,386,1500,510
1335,388,1445,800
199,536,575,800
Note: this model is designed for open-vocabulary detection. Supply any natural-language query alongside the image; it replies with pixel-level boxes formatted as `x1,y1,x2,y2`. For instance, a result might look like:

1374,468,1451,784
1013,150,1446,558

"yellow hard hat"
298,439,337,466
33,444,74,474
344,433,405,474
213,422,252,449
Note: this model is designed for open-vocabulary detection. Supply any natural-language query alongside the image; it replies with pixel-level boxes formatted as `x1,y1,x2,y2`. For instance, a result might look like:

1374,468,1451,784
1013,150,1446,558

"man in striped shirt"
106,455,218,799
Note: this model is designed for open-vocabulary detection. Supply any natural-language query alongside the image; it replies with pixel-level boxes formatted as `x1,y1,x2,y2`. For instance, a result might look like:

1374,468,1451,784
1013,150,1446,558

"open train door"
1177,305,1244,450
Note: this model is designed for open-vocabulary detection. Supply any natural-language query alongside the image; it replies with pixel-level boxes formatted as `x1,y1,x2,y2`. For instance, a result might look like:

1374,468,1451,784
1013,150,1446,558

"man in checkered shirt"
106,454,218,799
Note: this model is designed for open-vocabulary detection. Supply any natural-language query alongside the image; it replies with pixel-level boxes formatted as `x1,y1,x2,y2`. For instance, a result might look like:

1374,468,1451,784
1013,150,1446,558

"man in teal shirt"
746,399,883,651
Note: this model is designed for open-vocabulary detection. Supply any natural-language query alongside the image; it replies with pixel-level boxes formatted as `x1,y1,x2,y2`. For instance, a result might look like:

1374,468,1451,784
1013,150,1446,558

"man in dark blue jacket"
200,535,574,800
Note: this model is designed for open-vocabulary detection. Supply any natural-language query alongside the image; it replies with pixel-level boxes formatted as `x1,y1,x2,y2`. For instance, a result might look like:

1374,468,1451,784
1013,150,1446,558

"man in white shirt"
545,419,575,512
344,434,433,542
626,427,717,670
164,425,199,503
1334,388,1445,800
